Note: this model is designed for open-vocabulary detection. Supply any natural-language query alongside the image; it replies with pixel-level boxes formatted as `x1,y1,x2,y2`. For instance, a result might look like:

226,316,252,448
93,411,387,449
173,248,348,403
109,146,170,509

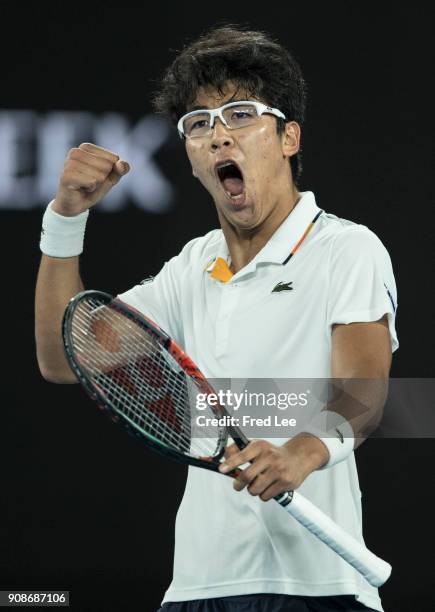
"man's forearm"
35,254,83,383
323,377,389,449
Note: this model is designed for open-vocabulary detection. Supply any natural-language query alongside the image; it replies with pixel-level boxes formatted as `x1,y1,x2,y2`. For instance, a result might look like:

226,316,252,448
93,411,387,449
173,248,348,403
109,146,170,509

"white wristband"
40,200,89,257
301,411,355,469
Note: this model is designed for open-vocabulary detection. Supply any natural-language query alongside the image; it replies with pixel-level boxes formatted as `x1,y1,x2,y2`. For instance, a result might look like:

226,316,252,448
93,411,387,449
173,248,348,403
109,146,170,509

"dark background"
2,2,434,611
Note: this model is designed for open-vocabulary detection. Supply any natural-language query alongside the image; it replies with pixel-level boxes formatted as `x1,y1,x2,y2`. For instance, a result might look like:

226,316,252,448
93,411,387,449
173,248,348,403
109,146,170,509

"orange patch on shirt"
210,257,233,283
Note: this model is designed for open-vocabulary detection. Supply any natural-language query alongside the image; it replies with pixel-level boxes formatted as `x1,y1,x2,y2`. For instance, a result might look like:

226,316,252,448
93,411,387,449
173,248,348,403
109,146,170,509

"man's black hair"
153,24,307,185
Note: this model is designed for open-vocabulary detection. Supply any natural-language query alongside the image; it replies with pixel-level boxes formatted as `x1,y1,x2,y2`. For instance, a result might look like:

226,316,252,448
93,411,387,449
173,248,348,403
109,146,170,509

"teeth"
226,191,244,201
217,161,234,169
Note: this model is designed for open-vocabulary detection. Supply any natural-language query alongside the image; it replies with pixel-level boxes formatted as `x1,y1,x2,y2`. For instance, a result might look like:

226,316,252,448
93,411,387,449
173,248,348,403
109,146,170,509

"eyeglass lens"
183,103,261,138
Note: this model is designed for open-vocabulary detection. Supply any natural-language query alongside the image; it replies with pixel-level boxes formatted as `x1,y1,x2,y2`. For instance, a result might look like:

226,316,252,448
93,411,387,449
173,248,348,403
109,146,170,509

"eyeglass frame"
177,100,287,139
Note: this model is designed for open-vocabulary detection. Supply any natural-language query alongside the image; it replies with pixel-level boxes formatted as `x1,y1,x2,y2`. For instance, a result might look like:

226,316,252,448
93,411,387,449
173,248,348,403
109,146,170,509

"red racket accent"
168,341,205,380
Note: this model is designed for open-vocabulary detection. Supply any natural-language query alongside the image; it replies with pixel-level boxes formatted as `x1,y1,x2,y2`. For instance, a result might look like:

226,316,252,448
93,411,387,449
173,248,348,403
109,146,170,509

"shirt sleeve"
326,226,399,352
117,254,183,346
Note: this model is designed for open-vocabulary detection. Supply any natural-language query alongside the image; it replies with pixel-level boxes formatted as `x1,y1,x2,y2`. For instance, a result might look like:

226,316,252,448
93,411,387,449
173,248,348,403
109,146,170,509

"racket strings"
73,306,194,449
70,298,226,460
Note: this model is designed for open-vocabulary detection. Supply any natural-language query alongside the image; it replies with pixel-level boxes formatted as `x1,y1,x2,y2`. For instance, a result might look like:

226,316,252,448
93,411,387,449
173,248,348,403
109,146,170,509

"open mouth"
216,161,245,199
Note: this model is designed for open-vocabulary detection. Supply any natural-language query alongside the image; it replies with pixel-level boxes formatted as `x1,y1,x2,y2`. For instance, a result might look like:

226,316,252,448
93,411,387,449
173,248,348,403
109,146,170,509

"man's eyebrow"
188,95,250,112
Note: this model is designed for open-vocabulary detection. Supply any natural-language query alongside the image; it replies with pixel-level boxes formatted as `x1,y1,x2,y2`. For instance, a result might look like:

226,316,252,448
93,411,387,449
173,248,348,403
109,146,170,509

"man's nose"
210,118,234,150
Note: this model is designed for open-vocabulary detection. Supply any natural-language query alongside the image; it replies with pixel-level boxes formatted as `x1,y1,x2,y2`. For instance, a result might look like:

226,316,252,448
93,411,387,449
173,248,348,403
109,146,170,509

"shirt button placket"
215,283,239,358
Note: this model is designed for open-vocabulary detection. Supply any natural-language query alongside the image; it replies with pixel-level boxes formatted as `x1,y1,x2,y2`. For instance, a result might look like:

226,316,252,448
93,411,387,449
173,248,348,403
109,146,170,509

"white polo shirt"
119,191,398,611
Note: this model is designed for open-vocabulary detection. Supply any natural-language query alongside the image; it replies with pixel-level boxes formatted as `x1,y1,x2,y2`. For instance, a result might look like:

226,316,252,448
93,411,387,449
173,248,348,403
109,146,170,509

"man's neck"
220,189,301,275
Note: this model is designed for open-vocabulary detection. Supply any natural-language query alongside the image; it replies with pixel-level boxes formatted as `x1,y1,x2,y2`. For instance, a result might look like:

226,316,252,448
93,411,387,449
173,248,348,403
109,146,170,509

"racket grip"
281,490,391,587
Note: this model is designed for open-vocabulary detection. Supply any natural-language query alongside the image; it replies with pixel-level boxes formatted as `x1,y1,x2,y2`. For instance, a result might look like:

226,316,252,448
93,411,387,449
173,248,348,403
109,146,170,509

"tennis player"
35,25,398,612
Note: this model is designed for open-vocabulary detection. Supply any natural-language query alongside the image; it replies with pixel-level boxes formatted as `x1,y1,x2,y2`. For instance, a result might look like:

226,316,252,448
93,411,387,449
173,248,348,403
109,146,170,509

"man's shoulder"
318,212,387,252
320,210,366,236
314,212,394,274
173,228,223,268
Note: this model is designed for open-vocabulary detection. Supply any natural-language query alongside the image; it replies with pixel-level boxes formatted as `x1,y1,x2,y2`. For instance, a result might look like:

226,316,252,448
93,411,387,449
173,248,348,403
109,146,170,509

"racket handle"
278,490,391,587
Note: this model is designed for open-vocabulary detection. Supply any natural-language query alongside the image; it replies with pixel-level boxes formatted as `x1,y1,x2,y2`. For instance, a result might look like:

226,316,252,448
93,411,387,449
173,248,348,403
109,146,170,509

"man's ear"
281,121,301,159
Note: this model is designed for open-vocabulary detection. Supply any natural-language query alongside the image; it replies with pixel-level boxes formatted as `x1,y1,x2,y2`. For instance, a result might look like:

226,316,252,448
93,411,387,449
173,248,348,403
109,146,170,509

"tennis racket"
62,290,391,588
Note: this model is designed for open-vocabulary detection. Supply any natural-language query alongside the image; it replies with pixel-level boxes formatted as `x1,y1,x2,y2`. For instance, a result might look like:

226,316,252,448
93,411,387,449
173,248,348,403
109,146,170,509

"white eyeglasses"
177,100,286,139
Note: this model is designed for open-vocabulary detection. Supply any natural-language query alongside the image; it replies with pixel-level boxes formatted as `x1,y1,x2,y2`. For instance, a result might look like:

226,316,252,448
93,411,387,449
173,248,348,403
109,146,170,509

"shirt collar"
205,191,321,281
251,191,321,265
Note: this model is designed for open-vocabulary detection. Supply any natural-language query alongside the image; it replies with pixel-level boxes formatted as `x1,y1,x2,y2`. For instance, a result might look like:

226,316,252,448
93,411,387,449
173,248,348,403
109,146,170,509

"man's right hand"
52,142,130,216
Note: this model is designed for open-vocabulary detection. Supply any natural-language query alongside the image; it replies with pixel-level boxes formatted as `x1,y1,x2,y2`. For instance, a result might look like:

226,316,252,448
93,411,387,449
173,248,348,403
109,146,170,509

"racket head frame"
62,290,230,473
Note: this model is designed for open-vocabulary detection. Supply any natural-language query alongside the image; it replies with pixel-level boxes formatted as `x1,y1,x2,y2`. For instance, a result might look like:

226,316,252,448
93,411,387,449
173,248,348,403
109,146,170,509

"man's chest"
181,255,331,376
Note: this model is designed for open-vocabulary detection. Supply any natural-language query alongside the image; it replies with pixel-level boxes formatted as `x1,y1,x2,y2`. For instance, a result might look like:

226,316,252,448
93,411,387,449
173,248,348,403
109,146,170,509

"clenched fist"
52,142,130,216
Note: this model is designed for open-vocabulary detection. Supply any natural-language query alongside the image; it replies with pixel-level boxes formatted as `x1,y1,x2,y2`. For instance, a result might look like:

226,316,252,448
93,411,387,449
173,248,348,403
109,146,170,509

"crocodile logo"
272,281,293,293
